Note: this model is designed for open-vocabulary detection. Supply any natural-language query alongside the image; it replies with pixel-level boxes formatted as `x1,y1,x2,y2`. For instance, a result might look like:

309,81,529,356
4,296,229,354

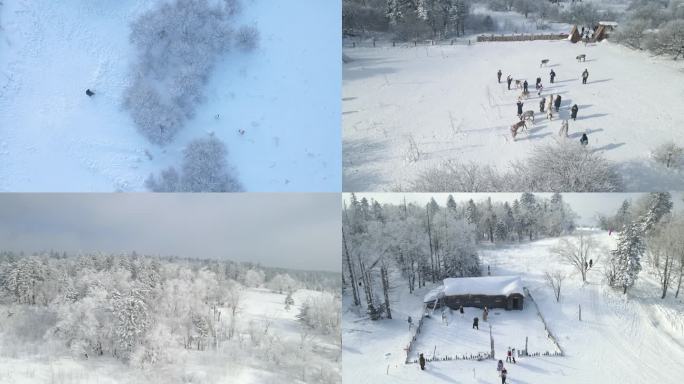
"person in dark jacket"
535,77,542,89
550,69,556,83
571,104,579,120
523,80,528,92
554,95,561,112
580,133,589,146
419,353,426,370
539,98,545,112
501,368,508,384
497,70,502,83
86,89,95,97
582,69,589,84
473,317,479,330
459,305,464,317
507,75,513,90
516,100,524,116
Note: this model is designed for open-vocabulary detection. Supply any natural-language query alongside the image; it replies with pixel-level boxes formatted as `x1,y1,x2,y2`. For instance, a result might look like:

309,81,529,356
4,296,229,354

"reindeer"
540,59,550,67
510,120,528,140
576,54,586,62
546,109,554,121
519,89,530,99
520,110,535,123
514,79,524,89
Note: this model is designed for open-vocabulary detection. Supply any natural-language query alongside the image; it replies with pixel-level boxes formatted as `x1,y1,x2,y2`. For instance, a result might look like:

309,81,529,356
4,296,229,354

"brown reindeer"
510,120,528,140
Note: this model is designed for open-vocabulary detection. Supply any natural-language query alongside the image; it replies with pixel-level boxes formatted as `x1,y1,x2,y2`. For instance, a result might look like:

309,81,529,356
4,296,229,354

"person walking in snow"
539,98,545,113
498,70,502,83
571,104,579,120
501,368,508,384
459,305,465,317
559,119,569,137
589,259,593,268
507,75,513,90
506,347,512,363
483,306,489,322
554,95,562,112
580,132,589,146
550,69,556,83
582,69,589,84
516,100,524,116
535,77,542,89
497,360,504,373
523,80,528,93
408,316,413,331
473,317,479,330
511,348,517,364
419,353,426,371
537,83,543,96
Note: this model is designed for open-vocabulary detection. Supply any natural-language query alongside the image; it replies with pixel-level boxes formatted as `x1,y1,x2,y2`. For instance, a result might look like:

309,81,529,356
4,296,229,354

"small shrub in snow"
146,136,243,192
651,141,684,168
510,139,624,192
235,25,259,52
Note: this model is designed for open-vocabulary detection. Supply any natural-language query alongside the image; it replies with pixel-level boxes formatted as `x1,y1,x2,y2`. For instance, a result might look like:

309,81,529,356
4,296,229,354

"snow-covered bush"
413,140,623,192
510,139,624,192
297,293,341,335
130,323,178,367
243,269,265,288
266,273,298,294
651,141,684,168
235,24,259,51
124,0,258,144
145,136,243,192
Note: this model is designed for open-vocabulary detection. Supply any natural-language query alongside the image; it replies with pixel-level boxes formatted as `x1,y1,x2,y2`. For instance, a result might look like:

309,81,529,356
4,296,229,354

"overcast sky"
0,194,340,272
346,193,684,226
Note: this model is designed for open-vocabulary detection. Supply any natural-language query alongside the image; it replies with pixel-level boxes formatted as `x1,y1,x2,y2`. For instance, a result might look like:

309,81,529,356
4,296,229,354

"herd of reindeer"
509,54,588,141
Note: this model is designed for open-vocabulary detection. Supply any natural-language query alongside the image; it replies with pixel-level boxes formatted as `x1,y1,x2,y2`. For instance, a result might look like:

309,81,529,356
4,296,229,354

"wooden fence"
523,287,565,356
477,33,569,42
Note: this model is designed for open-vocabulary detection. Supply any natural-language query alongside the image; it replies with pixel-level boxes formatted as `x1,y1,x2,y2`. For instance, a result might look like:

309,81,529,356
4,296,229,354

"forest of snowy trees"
600,192,684,298
0,252,340,382
342,193,576,320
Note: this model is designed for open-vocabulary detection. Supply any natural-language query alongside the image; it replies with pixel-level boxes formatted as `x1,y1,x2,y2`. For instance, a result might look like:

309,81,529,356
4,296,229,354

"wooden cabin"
424,276,524,311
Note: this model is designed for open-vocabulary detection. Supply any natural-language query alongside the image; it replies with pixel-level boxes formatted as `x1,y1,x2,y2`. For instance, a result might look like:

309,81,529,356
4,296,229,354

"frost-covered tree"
609,223,646,294
244,269,265,287
146,136,243,192
113,288,151,360
638,192,673,233
267,273,298,294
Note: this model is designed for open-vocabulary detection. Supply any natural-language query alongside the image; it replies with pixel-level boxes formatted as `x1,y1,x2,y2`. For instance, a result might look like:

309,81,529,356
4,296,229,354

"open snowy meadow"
343,230,684,383
343,40,684,191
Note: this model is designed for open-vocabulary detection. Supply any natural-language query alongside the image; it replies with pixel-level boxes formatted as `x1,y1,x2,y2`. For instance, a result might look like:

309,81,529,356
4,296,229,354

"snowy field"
343,230,684,383
0,288,340,384
0,0,341,192
343,40,684,191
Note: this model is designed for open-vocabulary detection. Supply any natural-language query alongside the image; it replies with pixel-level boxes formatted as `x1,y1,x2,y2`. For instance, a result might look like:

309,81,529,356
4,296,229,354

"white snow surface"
343,40,684,191
442,275,523,298
0,0,341,192
343,230,684,383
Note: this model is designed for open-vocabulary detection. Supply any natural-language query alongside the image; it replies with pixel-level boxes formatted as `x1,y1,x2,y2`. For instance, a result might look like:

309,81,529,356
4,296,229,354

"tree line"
343,192,577,320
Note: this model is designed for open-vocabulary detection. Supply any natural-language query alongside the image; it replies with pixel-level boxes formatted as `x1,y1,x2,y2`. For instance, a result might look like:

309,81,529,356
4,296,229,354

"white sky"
0,193,341,272
345,193,684,226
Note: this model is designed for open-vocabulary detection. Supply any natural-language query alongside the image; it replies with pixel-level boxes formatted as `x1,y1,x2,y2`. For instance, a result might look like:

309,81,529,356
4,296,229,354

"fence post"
352,41,356,48
579,304,582,321
373,39,376,47
525,336,528,356
490,324,495,359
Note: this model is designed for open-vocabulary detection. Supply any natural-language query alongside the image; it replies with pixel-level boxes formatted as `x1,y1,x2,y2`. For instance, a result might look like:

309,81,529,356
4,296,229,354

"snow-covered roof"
424,276,524,302
599,21,618,27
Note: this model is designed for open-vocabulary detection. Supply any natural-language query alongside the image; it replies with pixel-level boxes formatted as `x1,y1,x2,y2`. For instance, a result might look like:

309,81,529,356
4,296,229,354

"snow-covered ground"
343,230,684,383
343,40,684,191
0,288,340,384
0,0,341,192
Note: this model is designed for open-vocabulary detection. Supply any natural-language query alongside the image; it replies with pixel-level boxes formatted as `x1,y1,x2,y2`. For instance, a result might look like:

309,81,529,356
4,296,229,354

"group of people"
499,64,592,146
